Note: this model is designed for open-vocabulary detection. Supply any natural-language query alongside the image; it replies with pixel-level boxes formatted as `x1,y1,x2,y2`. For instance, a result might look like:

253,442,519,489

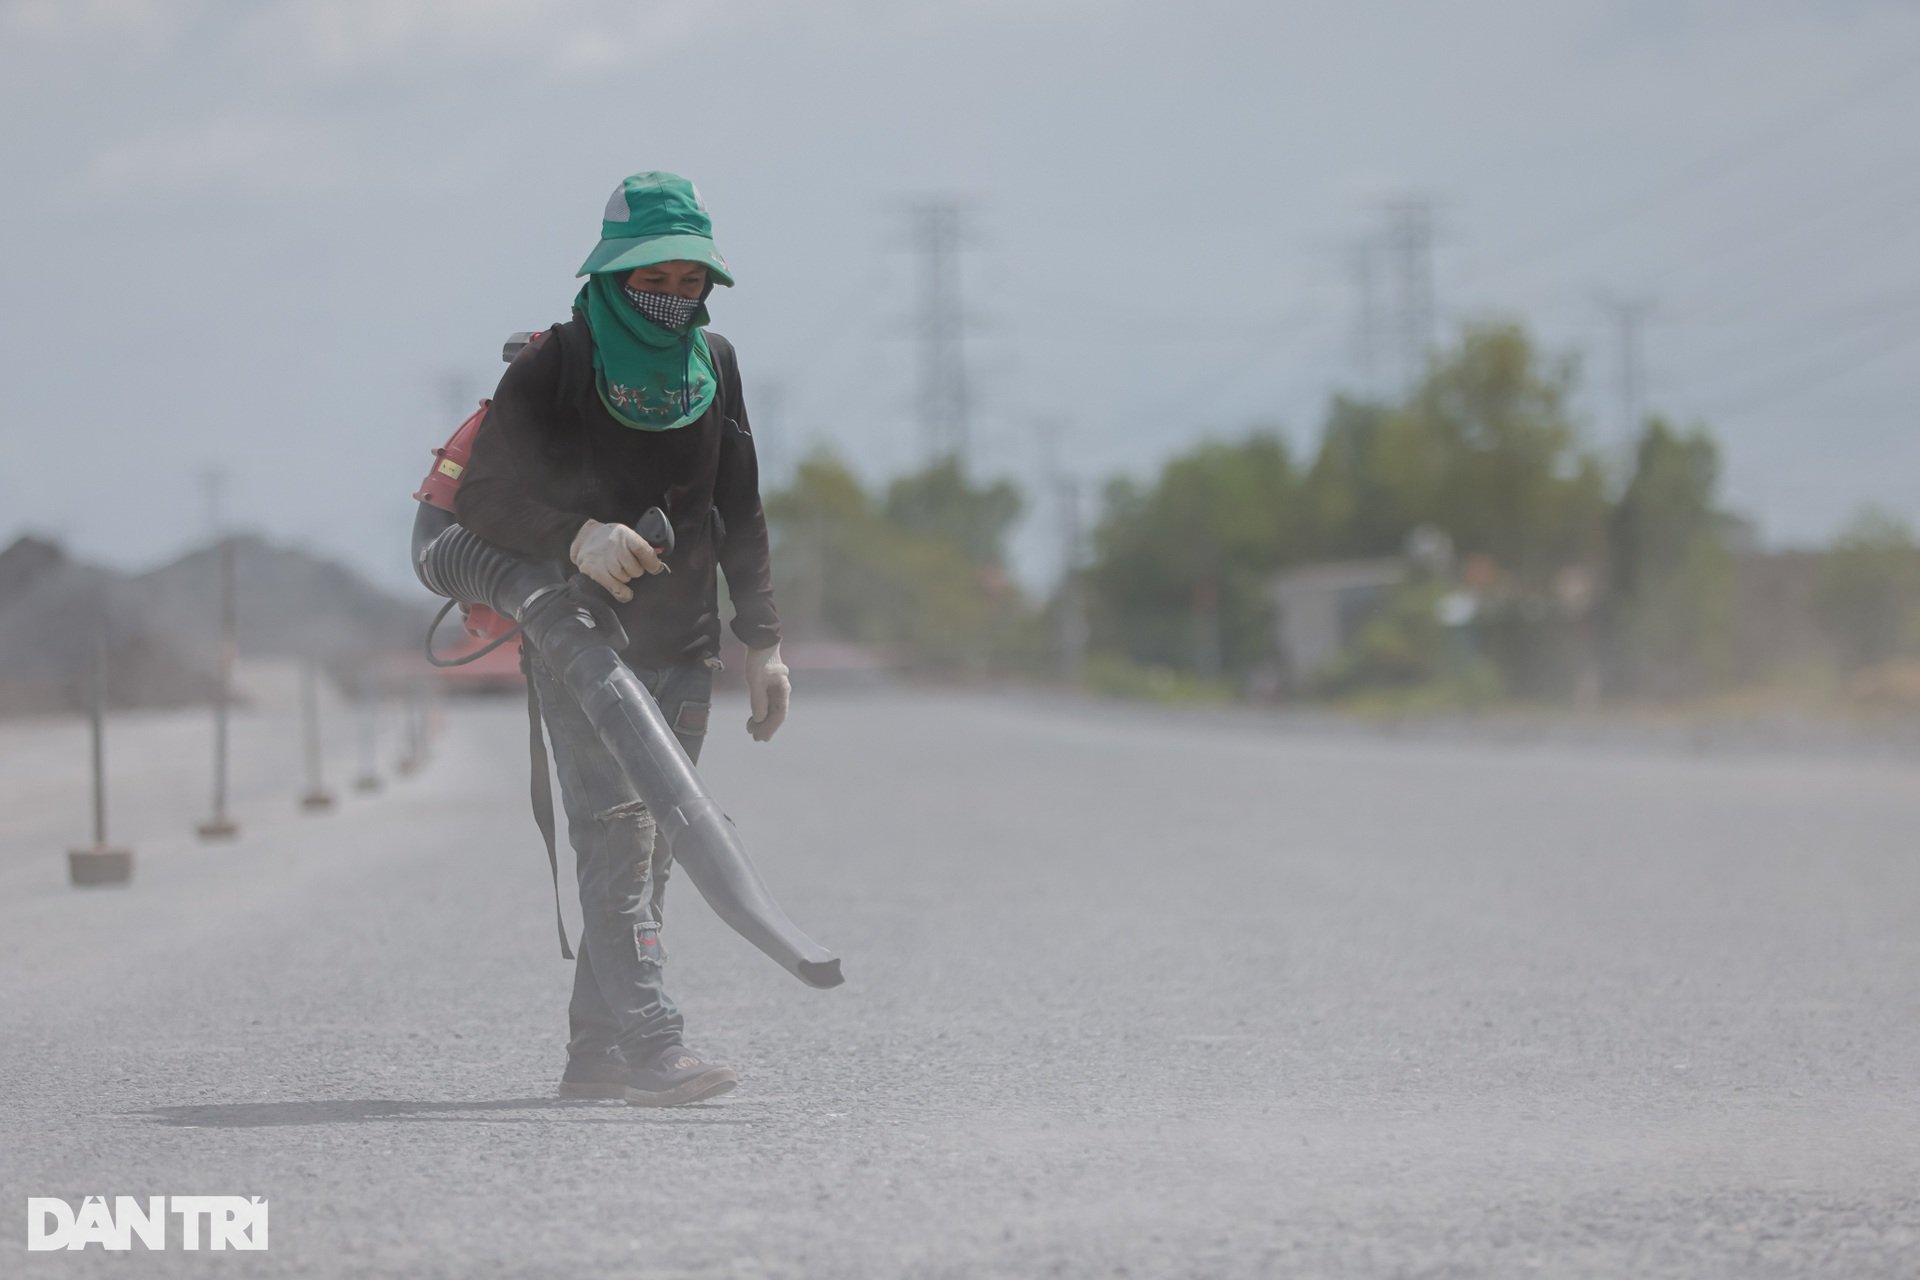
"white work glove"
569,519,663,603
745,644,791,742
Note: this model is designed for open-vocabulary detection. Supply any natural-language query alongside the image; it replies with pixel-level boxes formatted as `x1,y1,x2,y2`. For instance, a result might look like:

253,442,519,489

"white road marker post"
353,677,383,793
197,532,240,839
299,660,336,812
68,636,133,886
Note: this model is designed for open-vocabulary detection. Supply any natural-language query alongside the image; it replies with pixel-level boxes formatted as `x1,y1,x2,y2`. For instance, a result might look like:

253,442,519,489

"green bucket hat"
575,171,735,285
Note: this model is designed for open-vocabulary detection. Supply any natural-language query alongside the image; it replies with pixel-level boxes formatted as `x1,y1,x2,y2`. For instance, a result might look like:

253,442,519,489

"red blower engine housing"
412,330,547,646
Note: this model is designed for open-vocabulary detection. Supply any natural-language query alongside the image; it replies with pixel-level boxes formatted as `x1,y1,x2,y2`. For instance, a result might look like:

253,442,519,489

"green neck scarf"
576,274,717,431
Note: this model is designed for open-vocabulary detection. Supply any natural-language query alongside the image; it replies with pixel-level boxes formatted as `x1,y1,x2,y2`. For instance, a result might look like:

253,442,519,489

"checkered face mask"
622,285,701,332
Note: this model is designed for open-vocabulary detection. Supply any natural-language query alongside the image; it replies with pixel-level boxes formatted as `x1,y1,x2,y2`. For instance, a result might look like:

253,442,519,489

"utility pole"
441,372,475,425
753,377,791,487
908,200,973,467
1596,295,1655,439
1057,477,1088,686
1037,417,1088,685
1193,574,1222,684
197,467,239,841
1382,197,1437,394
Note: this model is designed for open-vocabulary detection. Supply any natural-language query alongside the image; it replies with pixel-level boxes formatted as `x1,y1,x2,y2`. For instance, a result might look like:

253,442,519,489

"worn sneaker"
623,1044,738,1107
557,1051,629,1100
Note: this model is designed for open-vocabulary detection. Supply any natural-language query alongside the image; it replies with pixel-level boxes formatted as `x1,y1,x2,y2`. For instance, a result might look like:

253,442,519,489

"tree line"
762,321,1920,707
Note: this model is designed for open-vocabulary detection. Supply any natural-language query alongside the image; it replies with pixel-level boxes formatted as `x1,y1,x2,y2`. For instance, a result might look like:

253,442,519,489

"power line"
1689,308,1920,420
1119,299,1332,435
1645,177,1920,327
1479,42,1920,294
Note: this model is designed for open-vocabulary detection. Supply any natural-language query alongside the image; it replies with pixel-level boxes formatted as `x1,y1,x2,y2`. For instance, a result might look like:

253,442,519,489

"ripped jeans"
530,654,715,1063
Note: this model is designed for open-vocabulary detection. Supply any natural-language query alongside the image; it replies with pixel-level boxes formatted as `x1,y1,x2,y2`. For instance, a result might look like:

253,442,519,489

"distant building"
1731,548,1831,679
1270,558,1406,690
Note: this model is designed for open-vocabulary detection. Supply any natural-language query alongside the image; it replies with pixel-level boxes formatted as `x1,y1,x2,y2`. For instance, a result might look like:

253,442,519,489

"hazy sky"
2,0,1917,591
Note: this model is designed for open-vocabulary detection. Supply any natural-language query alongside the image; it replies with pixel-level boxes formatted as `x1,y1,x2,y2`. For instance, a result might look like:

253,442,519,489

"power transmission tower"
908,200,973,467
1382,197,1437,393
1596,295,1655,439
1350,239,1384,397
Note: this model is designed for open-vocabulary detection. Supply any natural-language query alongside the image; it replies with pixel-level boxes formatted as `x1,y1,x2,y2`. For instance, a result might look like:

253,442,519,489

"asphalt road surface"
3,691,1917,1277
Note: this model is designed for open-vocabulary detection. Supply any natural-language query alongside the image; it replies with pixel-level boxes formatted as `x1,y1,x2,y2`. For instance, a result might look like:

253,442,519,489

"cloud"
233,0,775,75
87,114,353,196
0,0,202,46
1,0,770,77
5,0,1114,83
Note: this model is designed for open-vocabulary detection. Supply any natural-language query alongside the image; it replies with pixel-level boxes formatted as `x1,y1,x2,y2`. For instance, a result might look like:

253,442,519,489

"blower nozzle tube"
412,504,843,989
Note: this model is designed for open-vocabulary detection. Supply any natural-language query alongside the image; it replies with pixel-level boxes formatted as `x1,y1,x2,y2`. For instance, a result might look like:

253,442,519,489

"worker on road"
455,171,791,1107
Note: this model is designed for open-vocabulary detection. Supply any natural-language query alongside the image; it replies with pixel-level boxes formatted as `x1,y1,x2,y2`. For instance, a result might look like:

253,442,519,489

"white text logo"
26,1196,269,1251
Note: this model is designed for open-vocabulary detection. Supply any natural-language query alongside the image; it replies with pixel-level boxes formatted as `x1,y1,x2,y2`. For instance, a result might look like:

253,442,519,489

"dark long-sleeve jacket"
454,314,779,667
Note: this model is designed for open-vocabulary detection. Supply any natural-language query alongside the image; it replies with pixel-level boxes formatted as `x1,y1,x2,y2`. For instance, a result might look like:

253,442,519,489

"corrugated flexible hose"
412,503,843,989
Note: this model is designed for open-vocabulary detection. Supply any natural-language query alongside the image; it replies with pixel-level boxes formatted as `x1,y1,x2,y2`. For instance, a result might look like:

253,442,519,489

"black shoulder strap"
705,331,736,421
545,317,590,415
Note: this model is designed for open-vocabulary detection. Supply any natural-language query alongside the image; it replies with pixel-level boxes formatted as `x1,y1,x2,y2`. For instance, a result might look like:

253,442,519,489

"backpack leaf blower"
409,332,843,990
